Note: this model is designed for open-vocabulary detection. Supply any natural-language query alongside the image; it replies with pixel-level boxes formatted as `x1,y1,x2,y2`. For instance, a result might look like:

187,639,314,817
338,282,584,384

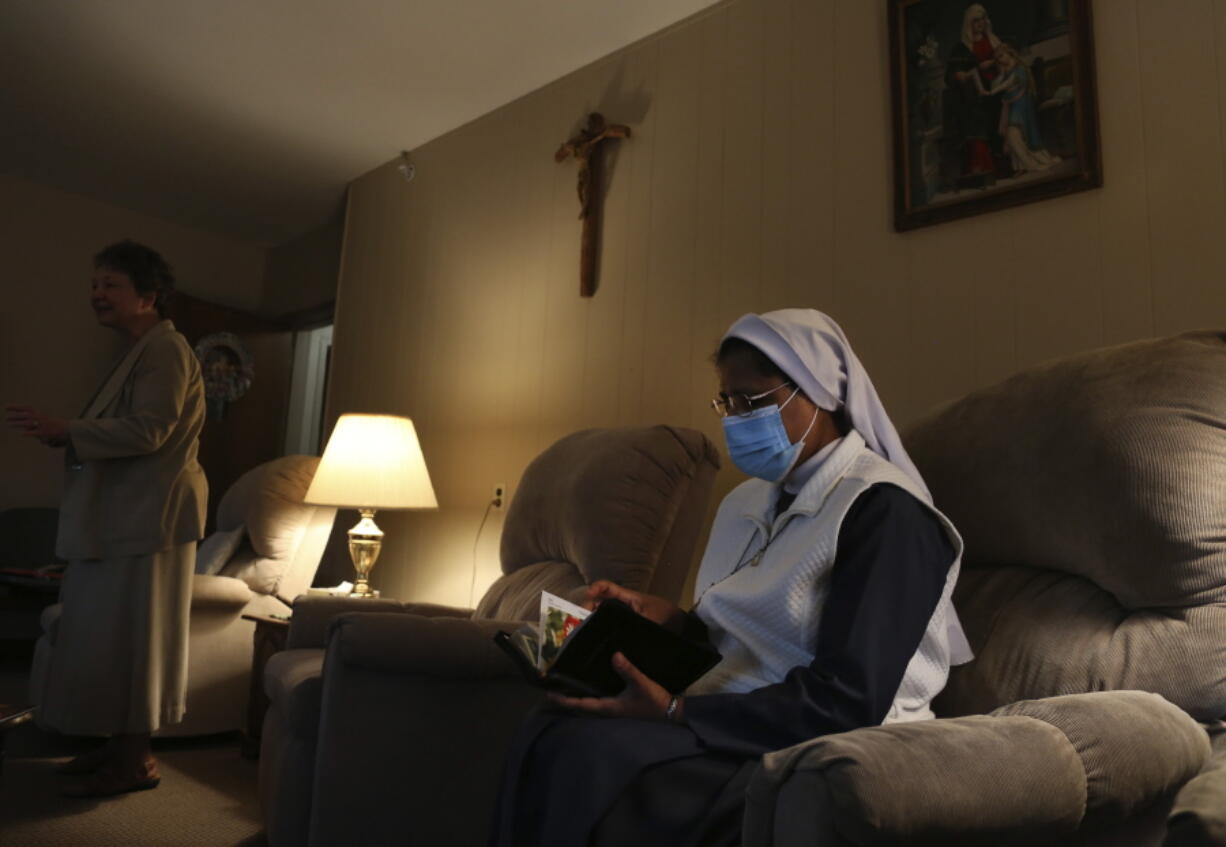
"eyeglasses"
710,382,795,418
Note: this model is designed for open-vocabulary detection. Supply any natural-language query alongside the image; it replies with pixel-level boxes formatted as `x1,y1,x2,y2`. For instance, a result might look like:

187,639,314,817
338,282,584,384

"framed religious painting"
888,0,1101,231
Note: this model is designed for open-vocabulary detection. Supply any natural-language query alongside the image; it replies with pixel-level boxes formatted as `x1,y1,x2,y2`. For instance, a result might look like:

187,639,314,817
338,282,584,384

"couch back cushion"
475,426,720,622
905,332,1226,719
217,455,324,596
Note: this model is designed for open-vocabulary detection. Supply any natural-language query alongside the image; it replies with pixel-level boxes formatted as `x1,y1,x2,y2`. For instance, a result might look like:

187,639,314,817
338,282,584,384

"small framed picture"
888,0,1102,231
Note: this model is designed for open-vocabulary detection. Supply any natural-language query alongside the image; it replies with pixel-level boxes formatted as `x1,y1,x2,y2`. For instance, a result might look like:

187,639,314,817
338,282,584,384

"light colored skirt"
40,542,194,736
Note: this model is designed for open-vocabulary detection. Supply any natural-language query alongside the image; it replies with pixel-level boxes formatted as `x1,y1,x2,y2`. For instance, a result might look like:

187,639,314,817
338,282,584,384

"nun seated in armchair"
491,309,972,847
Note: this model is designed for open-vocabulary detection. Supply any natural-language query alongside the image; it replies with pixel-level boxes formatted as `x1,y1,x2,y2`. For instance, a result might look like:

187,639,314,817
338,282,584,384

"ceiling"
0,0,720,247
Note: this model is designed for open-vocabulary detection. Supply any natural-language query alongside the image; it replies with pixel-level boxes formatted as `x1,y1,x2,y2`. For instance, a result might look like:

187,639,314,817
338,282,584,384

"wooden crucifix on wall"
555,113,630,297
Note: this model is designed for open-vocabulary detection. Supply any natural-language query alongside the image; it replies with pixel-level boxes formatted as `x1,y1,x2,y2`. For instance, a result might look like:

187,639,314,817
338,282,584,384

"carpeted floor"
0,643,265,846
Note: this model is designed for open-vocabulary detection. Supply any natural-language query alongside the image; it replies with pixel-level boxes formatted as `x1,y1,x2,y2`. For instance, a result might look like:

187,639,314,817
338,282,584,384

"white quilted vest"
689,431,963,723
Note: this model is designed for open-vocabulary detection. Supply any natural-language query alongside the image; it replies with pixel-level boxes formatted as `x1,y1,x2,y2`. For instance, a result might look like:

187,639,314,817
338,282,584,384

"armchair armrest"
398,601,476,619
285,594,407,648
190,573,253,610
1167,720,1226,847
328,613,519,678
308,612,542,847
744,691,1210,847
285,594,475,648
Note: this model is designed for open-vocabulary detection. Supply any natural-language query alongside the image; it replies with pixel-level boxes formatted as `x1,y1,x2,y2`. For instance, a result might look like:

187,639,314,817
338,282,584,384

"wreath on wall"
194,332,255,421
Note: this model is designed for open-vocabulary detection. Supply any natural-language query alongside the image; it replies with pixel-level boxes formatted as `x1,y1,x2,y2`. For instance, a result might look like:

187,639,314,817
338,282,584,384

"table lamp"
304,413,438,597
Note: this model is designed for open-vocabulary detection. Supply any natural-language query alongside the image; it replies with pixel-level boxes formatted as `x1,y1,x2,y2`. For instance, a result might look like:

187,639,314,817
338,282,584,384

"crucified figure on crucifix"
555,112,630,297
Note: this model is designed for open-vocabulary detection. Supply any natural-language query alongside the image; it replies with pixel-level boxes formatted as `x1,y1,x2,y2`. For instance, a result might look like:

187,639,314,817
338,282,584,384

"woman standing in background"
5,240,207,797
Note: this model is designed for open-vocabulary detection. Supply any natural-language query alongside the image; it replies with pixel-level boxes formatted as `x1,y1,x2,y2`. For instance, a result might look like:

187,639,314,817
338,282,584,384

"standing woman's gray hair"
93,240,176,318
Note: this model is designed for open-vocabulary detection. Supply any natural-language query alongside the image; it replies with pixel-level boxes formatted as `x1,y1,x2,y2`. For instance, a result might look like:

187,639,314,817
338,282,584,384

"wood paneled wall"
328,0,1226,606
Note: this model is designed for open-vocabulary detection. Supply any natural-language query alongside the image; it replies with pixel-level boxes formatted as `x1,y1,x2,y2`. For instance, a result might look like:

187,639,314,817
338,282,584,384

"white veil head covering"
723,308,931,502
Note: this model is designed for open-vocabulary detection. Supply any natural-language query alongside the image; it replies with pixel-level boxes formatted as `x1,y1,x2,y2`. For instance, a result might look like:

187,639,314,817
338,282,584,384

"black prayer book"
494,598,721,698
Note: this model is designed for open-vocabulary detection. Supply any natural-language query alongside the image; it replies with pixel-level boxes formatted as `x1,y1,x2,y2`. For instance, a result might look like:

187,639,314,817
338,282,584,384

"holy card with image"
538,591,590,668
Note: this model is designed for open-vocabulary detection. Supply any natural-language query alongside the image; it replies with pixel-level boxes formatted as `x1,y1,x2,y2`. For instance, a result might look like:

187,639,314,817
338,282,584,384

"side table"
240,612,290,759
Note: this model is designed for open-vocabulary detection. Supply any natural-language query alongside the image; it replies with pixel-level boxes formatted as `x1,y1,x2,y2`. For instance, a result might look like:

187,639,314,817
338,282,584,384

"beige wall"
327,0,1226,606
0,174,267,510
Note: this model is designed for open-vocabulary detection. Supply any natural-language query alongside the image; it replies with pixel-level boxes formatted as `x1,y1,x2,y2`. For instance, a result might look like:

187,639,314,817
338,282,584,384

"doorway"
284,324,333,456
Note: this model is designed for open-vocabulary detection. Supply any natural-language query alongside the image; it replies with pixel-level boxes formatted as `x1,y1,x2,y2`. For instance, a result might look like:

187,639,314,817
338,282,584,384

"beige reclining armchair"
259,425,721,847
743,332,1226,846
31,455,335,737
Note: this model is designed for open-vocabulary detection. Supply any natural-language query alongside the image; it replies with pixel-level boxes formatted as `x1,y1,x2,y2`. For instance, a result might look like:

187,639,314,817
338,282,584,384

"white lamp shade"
304,413,438,510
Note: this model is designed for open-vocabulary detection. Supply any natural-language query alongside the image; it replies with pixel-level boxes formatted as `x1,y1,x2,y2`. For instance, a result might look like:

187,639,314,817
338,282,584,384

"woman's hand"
4,405,68,447
585,580,684,631
547,652,680,722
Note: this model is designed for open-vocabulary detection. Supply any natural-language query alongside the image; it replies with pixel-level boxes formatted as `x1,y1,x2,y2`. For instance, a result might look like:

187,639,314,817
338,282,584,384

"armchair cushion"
216,455,321,596
906,333,1226,719
488,425,720,620
745,691,1209,847
936,566,1226,721
475,560,586,622
194,525,246,575
219,547,284,595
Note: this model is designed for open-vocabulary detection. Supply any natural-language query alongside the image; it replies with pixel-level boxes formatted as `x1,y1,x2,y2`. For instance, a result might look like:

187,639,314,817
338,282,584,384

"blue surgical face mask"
721,388,818,482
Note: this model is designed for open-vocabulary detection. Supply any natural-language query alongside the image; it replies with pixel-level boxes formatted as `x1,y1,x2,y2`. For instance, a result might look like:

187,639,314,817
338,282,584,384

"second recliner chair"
259,424,721,847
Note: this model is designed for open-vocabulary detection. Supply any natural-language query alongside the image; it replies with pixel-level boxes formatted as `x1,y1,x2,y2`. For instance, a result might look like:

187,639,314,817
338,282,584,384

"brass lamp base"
346,508,384,597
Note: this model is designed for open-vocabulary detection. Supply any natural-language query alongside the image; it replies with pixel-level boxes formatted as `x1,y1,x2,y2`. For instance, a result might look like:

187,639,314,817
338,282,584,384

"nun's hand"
546,652,677,721
585,581,684,632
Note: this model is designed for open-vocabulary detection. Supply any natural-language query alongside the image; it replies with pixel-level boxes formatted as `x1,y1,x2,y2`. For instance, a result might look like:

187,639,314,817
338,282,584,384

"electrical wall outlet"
492,484,506,510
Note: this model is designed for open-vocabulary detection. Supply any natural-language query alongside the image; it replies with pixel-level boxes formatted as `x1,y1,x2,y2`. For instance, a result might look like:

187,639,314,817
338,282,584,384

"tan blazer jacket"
56,320,208,560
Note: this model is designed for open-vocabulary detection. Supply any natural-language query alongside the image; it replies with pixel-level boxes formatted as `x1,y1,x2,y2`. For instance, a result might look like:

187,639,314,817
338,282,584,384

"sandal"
60,762,161,798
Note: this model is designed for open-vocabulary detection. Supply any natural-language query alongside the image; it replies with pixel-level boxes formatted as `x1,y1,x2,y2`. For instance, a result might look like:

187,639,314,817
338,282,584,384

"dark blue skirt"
491,708,756,847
